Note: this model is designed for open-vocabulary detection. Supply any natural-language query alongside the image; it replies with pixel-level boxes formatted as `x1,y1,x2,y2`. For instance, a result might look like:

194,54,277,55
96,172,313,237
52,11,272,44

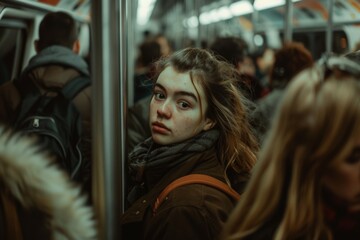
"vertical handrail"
127,0,136,107
119,0,131,214
251,2,258,51
91,0,126,239
326,0,334,54
284,0,293,42
195,0,202,48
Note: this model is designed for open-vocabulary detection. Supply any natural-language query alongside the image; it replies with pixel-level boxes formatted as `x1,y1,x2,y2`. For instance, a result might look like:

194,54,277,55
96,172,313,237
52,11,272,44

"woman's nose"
157,101,172,119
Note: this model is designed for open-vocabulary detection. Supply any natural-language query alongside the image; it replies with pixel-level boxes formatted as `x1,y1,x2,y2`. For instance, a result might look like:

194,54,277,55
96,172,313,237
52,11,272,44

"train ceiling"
8,0,360,29
150,0,360,30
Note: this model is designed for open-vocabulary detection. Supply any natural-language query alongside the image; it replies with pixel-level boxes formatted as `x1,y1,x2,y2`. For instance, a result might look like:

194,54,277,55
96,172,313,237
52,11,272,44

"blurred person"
134,39,162,103
0,11,92,198
210,36,248,69
134,34,172,101
127,95,152,151
210,36,264,101
252,42,314,142
155,33,172,57
250,47,276,96
121,48,258,240
222,52,360,240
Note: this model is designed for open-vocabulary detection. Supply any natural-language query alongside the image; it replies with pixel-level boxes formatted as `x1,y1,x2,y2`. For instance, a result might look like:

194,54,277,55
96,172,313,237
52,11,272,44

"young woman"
222,53,360,240
121,48,258,240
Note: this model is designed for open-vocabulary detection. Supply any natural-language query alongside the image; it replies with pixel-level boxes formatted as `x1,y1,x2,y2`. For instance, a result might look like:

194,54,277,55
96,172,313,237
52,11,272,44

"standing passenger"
133,39,162,103
222,53,360,240
209,36,263,101
0,11,92,198
121,48,258,240
252,42,313,142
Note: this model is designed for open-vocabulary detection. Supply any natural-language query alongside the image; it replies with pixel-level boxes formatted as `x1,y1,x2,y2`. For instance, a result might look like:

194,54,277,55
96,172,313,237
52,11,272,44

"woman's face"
323,144,360,213
149,66,214,145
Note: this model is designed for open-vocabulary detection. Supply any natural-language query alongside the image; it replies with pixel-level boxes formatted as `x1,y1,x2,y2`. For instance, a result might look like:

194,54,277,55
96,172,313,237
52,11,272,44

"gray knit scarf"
128,129,220,183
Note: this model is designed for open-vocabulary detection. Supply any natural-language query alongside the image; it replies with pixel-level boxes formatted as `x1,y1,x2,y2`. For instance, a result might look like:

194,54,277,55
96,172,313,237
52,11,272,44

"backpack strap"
0,190,23,240
153,174,240,215
12,76,43,125
61,75,91,100
12,75,90,125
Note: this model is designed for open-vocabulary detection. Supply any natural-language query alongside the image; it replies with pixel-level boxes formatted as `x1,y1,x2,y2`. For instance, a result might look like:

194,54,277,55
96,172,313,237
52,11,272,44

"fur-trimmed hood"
0,127,96,239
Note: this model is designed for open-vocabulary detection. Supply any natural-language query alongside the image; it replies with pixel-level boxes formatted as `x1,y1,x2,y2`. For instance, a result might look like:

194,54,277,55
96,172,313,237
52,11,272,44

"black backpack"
13,75,90,180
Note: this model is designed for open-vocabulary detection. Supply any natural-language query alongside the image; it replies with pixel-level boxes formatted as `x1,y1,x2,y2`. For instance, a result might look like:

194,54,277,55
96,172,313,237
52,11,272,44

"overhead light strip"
137,0,157,26
185,0,302,28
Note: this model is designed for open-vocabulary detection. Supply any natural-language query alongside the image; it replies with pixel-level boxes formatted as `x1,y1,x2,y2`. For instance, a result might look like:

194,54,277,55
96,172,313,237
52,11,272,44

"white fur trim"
0,127,96,239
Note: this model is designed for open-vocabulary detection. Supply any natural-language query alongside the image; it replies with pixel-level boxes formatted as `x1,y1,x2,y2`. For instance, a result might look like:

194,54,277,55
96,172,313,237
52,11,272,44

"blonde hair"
155,48,258,190
222,66,360,239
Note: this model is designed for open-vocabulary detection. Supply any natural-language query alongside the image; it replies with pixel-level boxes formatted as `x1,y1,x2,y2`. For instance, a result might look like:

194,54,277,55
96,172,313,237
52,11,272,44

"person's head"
139,39,162,67
35,11,79,53
155,34,172,57
251,47,275,74
223,55,360,239
209,36,248,70
270,42,313,88
149,48,258,186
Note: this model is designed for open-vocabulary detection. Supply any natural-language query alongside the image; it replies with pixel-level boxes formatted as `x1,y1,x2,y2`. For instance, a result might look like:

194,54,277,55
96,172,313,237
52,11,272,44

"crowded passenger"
0,11,92,199
222,51,360,240
133,39,162,103
249,47,275,96
121,48,258,240
209,36,264,101
252,42,314,142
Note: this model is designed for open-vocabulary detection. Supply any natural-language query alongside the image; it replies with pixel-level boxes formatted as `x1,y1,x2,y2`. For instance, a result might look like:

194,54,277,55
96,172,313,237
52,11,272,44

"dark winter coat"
0,45,92,195
0,45,91,138
121,148,238,240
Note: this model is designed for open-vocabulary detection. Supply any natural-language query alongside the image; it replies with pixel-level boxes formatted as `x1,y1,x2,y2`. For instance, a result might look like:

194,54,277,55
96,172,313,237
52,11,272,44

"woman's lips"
152,122,170,134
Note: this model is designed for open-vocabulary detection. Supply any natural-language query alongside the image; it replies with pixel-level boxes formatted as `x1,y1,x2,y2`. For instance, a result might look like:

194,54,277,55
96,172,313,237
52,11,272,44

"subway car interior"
1,0,360,239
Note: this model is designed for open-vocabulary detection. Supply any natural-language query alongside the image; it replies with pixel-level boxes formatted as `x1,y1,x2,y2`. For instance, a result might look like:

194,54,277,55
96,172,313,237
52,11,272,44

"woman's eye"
154,92,165,100
179,101,190,109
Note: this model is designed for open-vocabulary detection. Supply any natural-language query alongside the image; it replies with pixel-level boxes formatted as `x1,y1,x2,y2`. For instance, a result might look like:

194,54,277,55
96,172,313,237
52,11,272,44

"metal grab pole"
251,2,258,50
326,0,334,54
284,0,293,42
195,0,202,48
91,0,127,239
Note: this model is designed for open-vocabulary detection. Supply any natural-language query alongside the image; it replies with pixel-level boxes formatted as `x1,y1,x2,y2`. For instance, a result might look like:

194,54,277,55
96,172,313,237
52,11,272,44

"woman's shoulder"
149,183,236,240
158,183,236,215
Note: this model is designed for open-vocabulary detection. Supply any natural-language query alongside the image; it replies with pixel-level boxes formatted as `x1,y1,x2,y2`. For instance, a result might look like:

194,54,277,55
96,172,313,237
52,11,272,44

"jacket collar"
22,45,89,76
121,148,224,224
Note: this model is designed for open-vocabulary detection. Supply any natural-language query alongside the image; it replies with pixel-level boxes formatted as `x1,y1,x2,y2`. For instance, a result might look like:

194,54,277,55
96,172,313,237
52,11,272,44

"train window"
278,30,349,60
0,18,27,85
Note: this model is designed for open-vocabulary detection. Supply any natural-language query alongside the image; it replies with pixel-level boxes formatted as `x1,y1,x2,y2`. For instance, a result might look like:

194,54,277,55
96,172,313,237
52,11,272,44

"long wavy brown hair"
222,66,360,239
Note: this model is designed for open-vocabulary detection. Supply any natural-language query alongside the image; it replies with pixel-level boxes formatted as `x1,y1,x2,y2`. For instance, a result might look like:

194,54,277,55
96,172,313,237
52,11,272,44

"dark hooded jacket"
121,130,239,240
0,45,92,194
